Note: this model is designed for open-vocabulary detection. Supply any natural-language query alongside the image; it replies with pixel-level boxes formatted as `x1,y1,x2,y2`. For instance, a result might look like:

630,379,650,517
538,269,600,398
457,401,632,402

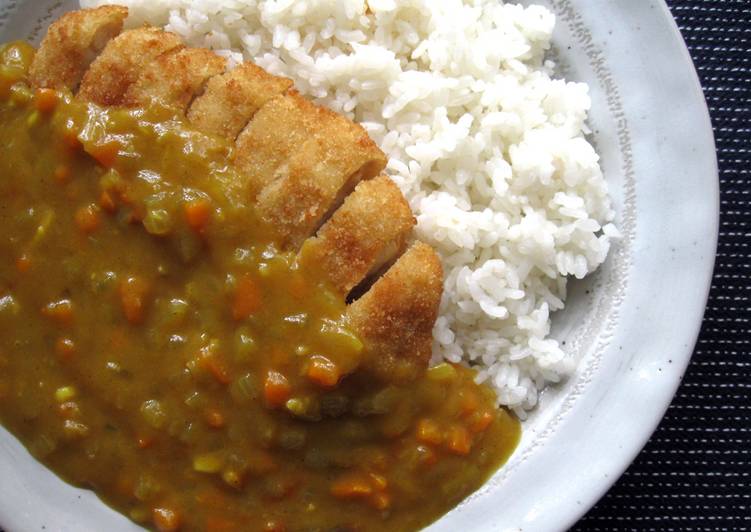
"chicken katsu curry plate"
0,2,624,531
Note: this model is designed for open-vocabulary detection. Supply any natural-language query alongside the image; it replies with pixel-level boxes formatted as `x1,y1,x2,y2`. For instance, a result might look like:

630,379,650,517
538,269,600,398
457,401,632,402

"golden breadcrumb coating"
233,91,320,196
300,175,415,295
123,47,226,112
255,108,387,250
347,242,444,382
29,5,127,90
188,62,293,139
78,27,183,105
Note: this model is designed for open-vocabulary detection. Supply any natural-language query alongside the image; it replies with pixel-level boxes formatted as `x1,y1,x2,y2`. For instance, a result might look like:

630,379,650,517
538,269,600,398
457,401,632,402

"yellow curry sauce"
0,42,519,532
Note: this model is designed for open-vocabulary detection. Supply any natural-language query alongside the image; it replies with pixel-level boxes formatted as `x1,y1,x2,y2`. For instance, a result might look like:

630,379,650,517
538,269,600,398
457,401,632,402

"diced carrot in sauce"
119,276,150,324
137,436,154,449
184,199,212,234
205,409,225,428
459,391,480,416
306,355,341,388
74,204,101,234
41,299,74,326
369,491,391,511
208,358,231,384
446,425,472,456
232,275,262,320
152,506,180,532
54,337,76,361
368,472,388,490
470,411,494,433
263,370,291,408
15,254,31,273
330,473,373,499
99,190,117,213
34,88,58,113
88,141,120,169
62,129,81,152
53,164,71,184
416,418,443,445
197,348,231,385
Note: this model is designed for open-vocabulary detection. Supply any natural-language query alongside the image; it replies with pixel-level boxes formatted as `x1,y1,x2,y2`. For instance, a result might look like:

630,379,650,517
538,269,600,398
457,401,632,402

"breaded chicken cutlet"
28,5,443,383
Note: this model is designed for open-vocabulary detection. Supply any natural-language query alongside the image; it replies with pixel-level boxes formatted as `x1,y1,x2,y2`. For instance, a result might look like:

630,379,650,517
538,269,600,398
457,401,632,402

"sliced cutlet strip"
78,27,184,106
123,47,227,112
255,109,387,250
29,5,128,90
233,91,320,196
346,242,443,383
188,62,293,139
299,175,415,295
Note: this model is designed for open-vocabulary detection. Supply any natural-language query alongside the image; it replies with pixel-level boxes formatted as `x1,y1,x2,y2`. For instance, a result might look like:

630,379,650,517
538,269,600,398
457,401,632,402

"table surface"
574,0,750,530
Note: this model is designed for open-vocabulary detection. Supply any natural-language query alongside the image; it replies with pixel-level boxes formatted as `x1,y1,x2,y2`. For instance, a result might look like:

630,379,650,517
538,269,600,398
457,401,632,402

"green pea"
140,399,167,429
143,208,173,235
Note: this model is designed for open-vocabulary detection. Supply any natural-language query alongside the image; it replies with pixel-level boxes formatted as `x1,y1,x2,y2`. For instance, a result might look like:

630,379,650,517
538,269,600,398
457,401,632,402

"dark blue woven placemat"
574,1,751,530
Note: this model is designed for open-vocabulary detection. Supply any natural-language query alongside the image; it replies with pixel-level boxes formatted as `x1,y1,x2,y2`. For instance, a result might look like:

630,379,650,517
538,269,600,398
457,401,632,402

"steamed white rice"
81,0,618,416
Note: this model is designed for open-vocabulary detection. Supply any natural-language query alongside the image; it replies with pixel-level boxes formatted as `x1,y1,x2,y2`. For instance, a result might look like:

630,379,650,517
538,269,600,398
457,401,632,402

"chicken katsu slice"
347,242,443,383
123,47,227,112
233,91,321,196
255,111,387,250
299,175,415,295
78,27,184,106
188,62,294,139
29,5,127,90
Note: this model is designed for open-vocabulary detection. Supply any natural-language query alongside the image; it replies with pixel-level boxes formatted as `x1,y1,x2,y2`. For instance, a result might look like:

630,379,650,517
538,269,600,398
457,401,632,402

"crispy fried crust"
123,47,227,111
188,63,293,139
29,5,127,90
300,175,415,295
78,27,183,106
346,242,443,382
233,91,320,196
255,109,387,250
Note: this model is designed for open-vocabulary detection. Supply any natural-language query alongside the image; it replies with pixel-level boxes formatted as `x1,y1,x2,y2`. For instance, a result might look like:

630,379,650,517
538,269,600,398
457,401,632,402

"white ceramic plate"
0,1,718,531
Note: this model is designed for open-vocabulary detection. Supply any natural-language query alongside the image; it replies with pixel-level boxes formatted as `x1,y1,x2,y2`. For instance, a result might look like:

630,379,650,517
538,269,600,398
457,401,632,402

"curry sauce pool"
0,42,519,532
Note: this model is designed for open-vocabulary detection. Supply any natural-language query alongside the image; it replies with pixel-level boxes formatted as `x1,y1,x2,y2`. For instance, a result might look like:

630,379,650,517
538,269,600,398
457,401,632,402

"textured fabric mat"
574,0,750,530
